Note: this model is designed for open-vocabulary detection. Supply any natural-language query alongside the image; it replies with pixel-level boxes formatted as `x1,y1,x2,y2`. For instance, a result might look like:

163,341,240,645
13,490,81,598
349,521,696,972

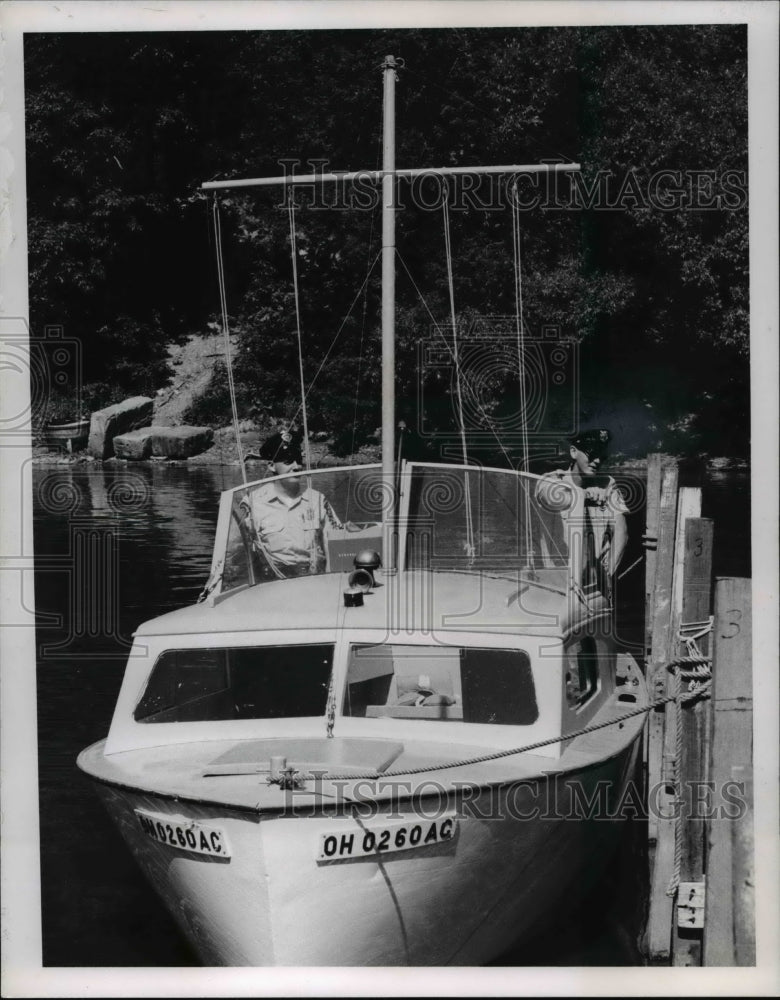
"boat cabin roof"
135,459,618,641
136,567,581,639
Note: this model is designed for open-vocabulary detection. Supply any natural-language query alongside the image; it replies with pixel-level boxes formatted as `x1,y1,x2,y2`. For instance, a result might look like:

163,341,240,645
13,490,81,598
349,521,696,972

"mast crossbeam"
201,162,580,191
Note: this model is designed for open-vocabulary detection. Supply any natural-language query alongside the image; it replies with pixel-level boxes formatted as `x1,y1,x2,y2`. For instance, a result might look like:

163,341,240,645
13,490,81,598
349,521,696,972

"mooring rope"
665,616,714,897
270,683,710,786
666,663,684,898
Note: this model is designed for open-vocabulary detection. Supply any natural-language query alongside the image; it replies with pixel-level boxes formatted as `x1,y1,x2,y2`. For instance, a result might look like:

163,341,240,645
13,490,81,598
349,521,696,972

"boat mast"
382,55,398,569
201,64,582,558
382,56,396,570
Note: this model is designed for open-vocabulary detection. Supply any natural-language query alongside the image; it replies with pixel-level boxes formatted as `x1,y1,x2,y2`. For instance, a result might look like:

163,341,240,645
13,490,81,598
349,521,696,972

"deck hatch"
202,738,404,777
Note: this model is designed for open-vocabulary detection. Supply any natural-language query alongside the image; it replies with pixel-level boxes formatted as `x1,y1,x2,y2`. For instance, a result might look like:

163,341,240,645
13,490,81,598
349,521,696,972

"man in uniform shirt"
565,428,628,581
536,428,628,601
240,429,344,578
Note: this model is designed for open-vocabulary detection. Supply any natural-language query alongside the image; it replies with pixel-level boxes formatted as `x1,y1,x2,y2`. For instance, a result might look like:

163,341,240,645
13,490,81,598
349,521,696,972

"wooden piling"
703,577,753,966
645,459,679,852
642,455,669,833
678,518,715,876
642,455,664,846
730,770,755,966
641,483,753,967
646,479,697,964
672,516,714,966
643,454,676,658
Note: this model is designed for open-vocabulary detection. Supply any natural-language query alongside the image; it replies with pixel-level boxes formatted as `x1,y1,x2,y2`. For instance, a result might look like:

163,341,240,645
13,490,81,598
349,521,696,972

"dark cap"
259,430,303,464
568,428,611,459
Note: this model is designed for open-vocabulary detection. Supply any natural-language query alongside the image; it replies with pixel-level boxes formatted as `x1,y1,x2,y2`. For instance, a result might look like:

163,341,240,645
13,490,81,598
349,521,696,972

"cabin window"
565,636,600,709
342,643,537,725
134,644,333,723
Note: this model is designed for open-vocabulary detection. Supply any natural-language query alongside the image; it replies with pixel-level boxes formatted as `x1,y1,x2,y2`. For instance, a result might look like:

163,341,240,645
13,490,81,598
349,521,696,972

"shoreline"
31,447,750,474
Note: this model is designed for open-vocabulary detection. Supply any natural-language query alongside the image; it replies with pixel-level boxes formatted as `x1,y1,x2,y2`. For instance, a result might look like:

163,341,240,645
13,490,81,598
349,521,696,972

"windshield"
209,462,578,598
403,464,572,576
219,465,385,594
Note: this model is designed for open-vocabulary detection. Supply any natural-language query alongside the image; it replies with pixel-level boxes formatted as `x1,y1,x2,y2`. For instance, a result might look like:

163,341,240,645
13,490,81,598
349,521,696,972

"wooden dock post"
645,458,679,853
643,454,676,660
703,577,754,966
642,455,670,829
646,481,700,964
672,516,714,966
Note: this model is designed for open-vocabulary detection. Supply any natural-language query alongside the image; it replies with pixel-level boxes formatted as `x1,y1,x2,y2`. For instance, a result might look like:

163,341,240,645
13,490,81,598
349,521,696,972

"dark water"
32,463,750,967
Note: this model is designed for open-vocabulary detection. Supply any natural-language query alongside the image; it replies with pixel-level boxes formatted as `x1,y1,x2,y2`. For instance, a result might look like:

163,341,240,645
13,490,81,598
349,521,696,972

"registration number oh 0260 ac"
134,809,231,858
318,814,458,862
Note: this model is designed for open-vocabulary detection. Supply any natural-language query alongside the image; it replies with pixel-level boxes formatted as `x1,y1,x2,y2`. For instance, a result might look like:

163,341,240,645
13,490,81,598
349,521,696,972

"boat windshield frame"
205,463,384,600
398,461,581,579
204,460,585,601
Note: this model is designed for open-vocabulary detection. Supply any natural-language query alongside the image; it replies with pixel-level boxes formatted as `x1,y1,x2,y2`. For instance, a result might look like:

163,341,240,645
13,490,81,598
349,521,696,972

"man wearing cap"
536,428,628,599
239,429,344,578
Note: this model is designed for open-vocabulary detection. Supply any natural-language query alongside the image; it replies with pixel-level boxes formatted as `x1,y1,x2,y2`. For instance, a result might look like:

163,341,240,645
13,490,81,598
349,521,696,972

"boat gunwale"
77,651,647,815
77,723,645,816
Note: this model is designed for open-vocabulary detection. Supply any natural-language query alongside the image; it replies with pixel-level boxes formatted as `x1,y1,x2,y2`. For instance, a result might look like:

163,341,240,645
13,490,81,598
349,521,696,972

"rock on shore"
113,427,154,460
88,396,154,459
113,425,214,460
150,425,214,458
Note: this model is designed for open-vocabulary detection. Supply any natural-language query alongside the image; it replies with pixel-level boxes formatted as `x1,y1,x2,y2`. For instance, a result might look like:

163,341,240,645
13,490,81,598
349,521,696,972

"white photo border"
1,2,777,996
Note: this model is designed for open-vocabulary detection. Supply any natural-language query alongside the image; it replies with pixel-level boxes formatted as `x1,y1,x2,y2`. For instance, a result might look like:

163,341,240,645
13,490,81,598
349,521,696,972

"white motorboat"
78,57,648,966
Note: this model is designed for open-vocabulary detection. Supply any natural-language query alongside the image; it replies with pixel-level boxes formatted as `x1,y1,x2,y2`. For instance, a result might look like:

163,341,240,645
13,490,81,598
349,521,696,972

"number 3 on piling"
721,609,742,639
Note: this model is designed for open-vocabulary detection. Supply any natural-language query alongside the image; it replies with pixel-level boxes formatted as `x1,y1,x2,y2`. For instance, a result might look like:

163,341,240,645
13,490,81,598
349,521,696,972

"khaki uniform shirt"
541,470,628,597
242,483,342,575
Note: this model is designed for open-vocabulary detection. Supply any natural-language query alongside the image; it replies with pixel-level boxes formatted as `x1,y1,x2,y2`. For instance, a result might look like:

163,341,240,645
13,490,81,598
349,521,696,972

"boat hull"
86,742,641,966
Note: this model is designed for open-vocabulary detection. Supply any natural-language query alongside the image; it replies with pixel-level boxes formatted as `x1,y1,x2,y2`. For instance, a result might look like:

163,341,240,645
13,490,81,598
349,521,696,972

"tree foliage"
25,26,748,454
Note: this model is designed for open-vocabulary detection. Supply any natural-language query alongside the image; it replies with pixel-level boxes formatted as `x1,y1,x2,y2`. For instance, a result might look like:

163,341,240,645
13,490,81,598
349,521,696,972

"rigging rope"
395,249,515,468
285,251,382,433
511,184,533,561
287,200,312,473
204,198,229,493
442,192,475,563
350,204,380,461
212,195,247,485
